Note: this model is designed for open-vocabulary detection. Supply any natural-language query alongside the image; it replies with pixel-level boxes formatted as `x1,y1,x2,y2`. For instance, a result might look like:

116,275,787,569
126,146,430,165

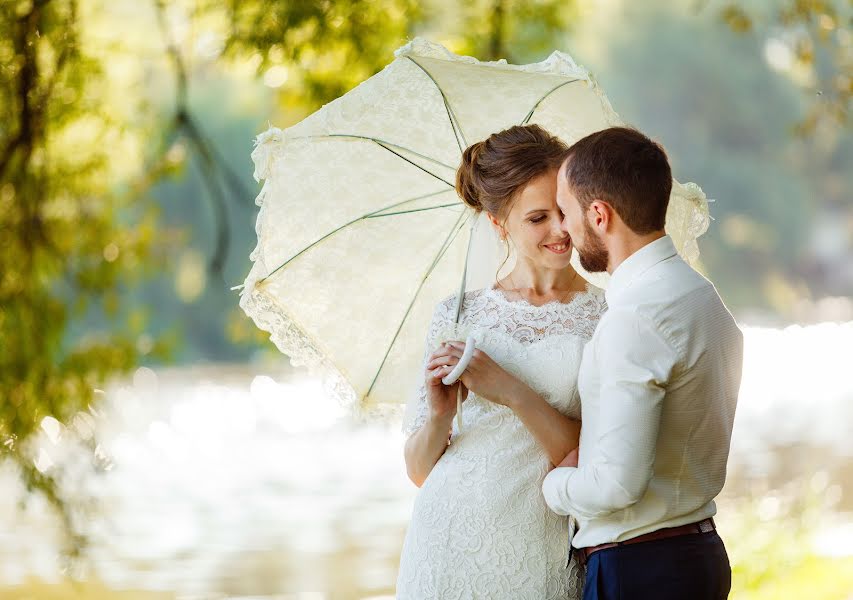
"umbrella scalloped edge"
239,284,403,422
394,37,623,127
669,180,711,267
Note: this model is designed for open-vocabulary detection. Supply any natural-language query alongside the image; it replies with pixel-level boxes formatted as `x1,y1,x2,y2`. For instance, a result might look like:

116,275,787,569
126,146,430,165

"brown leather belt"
578,518,716,566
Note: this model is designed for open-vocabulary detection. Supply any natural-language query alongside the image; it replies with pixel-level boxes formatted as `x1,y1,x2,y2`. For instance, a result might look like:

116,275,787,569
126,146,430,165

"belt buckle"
698,519,714,533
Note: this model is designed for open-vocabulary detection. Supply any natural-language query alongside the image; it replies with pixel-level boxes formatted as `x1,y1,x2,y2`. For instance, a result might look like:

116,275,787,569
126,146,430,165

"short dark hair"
563,127,672,234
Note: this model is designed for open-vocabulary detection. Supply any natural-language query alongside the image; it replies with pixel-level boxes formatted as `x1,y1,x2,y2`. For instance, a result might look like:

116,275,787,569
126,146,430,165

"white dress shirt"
542,235,744,549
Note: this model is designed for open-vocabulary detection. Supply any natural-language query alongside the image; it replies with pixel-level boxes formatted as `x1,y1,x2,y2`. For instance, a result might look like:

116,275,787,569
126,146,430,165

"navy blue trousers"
581,531,731,600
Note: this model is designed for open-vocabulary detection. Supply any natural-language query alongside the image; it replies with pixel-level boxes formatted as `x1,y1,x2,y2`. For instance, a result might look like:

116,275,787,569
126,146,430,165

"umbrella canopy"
238,38,710,417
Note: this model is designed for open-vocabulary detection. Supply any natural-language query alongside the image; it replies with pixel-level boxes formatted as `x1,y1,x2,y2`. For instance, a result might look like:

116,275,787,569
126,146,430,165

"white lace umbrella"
238,38,710,417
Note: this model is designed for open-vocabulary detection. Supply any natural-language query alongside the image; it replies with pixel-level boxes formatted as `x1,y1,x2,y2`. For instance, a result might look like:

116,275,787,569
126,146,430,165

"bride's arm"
442,340,580,466
504,384,581,467
404,411,454,487
402,300,460,487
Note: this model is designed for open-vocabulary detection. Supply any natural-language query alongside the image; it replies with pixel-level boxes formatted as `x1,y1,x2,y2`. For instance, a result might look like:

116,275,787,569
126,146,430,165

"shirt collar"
605,235,677,306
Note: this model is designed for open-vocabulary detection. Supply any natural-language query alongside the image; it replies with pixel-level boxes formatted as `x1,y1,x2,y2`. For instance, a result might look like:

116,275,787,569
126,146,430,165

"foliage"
221,0,421,105
717,0,851,135
0,0,168,561
421,0,581,61
724,488,853,599
579,1,851,315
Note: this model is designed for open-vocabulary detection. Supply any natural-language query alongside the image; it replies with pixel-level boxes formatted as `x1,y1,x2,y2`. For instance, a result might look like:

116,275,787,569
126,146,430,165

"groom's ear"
588,199,613,232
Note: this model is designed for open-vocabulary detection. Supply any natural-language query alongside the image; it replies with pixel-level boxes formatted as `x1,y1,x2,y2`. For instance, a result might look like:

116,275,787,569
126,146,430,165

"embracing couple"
396,125,744,600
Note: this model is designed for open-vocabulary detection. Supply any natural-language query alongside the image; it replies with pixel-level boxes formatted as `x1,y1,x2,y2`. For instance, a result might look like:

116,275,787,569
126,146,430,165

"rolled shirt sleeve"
542,308,677,520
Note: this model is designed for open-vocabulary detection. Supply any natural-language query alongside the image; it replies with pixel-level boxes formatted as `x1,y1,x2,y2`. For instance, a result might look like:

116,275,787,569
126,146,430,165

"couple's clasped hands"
425,340,525,420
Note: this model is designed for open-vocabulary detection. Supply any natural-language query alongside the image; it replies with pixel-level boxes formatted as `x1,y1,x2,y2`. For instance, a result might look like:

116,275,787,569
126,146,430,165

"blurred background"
1,0,851,598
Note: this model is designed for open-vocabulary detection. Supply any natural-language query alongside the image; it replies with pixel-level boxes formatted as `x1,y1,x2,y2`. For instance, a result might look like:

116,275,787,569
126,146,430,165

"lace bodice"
397,284,607,600
402,285,606,436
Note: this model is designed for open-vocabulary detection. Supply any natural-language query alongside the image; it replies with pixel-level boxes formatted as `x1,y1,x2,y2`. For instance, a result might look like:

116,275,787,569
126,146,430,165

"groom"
542,127,743,599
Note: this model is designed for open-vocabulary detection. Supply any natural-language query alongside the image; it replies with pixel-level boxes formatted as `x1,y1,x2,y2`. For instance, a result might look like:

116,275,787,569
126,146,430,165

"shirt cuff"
542,466,576,516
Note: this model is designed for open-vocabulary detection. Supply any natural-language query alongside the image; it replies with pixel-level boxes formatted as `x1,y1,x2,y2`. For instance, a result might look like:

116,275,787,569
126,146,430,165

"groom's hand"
557,447,579,468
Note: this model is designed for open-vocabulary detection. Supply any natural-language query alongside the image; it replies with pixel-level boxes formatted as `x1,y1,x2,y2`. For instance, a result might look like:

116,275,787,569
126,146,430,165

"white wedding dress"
396,284,607,600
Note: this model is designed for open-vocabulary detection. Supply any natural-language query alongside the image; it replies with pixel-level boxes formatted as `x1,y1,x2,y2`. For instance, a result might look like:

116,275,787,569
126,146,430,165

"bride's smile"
542,237,572,254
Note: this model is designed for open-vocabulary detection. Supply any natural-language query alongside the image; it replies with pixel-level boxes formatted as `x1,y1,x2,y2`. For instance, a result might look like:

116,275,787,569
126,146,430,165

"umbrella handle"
441,335,475,386
455,385,464,434
441,336,474,434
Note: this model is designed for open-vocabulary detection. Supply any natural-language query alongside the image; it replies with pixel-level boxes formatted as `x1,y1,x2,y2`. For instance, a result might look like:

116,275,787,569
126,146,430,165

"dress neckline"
482,282,596,311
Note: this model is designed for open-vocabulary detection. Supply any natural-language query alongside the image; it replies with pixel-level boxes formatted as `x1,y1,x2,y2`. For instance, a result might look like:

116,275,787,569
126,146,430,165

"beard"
576,219,609,273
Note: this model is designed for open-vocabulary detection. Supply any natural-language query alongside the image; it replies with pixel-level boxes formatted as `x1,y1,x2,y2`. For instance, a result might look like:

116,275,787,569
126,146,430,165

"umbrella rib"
405,57,468,153
373,140,455,188
365,202,462,219
521,79,582,124
424,211,471,275
292,134,456,171
366,209,472,398
257,189,455,283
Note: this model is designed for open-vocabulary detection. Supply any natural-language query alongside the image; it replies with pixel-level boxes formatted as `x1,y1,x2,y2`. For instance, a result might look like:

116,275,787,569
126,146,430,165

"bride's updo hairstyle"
456,124,569,279
456,124,569,221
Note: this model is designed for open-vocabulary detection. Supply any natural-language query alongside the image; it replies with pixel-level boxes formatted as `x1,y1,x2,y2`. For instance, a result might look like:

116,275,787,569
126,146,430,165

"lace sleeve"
401,297,454,436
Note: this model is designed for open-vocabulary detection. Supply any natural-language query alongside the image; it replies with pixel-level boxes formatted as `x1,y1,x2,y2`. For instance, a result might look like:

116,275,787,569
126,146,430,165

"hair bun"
456,142,485,212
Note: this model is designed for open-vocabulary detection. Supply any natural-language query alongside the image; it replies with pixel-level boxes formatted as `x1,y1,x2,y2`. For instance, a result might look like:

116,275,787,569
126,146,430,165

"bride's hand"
425,345,469,422
433,340,527,408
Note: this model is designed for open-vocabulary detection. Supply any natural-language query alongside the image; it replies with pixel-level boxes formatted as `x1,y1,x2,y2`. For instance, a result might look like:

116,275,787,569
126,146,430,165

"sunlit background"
1,0,851,598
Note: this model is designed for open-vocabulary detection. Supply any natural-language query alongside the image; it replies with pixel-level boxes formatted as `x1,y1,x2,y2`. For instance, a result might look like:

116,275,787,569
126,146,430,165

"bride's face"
492,169,573,269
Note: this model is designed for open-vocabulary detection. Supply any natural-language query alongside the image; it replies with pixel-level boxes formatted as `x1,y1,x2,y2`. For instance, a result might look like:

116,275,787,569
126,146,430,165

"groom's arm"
542,309,677,519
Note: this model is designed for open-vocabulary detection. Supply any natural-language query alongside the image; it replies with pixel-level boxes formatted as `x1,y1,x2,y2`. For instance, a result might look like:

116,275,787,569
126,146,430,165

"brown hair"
456,124,569,219
456,124,568,281
563,127,672,234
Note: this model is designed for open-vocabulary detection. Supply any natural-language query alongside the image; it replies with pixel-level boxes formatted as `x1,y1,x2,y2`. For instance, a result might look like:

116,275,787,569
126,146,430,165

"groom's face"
556,160,610,273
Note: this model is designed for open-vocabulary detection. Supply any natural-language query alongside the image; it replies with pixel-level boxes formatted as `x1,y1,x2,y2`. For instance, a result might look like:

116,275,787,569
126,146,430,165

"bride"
395,124,607,599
